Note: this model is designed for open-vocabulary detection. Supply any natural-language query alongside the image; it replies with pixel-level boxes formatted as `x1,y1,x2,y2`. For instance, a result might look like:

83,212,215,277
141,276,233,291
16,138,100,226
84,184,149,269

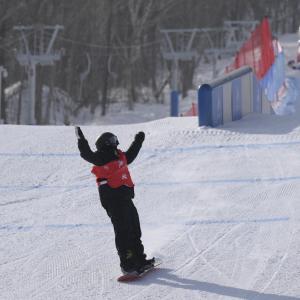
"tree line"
0,0,299,124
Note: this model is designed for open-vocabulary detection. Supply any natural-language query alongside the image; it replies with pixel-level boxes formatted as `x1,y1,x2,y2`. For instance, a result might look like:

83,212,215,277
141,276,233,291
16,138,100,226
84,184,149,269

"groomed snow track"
1,115,300,299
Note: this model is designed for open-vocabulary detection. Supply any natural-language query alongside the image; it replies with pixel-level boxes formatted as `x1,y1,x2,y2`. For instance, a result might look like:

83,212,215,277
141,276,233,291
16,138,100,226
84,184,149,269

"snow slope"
1,112,300,299
1,31,300,300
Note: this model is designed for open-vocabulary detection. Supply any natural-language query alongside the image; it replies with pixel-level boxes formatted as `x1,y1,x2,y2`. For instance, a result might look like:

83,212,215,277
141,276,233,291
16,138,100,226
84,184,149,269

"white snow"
1,33,300,299
1,114,300,299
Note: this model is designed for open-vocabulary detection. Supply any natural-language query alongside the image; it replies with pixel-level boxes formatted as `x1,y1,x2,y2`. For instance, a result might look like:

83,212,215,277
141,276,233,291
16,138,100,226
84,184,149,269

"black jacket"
78,137,143,200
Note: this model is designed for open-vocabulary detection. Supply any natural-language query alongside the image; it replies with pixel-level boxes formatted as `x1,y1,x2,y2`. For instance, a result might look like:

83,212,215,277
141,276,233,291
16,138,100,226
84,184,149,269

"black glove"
75,126,85,140
135,131,145,143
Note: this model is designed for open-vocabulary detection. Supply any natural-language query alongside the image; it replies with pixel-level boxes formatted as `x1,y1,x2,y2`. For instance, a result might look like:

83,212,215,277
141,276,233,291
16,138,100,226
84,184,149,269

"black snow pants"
100,194,145,269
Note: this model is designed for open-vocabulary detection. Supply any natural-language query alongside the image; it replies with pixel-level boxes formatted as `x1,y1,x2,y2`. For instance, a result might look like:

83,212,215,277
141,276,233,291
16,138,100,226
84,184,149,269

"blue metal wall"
198,67,270,127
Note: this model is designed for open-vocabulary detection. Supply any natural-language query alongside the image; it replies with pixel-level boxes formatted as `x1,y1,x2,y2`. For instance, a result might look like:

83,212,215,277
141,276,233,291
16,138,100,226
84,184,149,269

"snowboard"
117,259,162,282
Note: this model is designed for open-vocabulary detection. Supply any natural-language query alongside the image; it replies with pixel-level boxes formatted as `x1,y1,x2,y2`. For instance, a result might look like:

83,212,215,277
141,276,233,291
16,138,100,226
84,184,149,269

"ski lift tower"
14,24,63,124
161,29,198,116
223,20,258,51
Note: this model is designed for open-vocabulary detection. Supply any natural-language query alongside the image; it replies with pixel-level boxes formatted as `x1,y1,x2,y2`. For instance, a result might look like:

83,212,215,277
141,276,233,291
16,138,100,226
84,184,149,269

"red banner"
226,17,275,79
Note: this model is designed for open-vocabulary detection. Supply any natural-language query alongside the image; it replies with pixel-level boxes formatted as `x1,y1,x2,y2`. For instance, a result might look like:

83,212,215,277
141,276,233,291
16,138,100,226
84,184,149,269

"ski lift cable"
42,31,162,49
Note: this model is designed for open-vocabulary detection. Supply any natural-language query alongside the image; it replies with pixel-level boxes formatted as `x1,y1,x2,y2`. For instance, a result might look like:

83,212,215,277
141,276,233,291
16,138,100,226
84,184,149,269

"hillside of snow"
1,32,300,300
1,113,300,299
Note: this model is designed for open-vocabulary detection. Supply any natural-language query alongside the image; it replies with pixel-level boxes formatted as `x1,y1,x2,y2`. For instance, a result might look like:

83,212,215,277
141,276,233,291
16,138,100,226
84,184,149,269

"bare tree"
1,0,299,123
100,0,114,116
113,0,175,110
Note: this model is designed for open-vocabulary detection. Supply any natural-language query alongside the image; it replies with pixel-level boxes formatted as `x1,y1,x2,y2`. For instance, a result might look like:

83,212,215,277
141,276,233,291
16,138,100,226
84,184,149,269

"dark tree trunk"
181,60,195,98
0,20,7,123
101,0,114,116
35,64,44,124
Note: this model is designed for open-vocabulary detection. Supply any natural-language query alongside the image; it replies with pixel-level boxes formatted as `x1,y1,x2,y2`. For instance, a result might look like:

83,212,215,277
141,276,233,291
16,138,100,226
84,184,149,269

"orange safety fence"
181,102,198,116
226,17,275,80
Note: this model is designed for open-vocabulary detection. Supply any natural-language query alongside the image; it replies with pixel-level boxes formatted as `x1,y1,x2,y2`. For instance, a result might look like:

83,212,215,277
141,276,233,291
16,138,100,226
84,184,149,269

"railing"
198,66,272,127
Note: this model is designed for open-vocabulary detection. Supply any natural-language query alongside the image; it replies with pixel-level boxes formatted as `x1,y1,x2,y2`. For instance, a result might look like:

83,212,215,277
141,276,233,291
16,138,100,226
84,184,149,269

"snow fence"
198,66,272,127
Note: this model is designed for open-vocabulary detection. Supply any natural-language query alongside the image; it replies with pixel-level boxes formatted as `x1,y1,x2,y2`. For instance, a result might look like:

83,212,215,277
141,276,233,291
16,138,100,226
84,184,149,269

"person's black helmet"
95,132,119,151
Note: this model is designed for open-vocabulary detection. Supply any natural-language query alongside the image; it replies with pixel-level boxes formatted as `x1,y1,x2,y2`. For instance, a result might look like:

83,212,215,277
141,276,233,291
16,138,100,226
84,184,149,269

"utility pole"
14,24,63,124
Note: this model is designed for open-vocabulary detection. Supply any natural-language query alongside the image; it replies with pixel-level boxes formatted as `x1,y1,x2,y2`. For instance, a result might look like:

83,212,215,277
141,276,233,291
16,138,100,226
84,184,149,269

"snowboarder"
75,127,154,274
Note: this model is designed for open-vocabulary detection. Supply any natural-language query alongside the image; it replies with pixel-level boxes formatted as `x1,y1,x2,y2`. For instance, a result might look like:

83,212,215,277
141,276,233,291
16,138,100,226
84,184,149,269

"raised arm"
76,127,100,165
125,132,145,164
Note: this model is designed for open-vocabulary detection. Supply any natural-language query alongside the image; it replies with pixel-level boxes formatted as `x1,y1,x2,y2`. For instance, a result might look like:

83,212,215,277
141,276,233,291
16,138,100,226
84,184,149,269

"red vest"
91,150,134,188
